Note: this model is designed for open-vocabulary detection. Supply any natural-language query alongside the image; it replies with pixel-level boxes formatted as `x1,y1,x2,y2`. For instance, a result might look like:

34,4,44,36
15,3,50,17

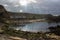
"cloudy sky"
0,0,60,15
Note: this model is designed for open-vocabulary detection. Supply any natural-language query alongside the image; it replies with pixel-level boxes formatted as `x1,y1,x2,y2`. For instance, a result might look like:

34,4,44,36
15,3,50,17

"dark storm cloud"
0,0,60,15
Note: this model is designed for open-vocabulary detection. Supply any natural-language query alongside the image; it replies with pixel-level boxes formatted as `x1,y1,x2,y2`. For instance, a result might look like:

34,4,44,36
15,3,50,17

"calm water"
10,22,60,32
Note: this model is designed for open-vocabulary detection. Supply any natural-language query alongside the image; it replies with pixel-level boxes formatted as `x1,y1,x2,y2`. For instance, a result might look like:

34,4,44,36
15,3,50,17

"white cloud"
3,4,8,7
20,10,23,12
14,5,19,7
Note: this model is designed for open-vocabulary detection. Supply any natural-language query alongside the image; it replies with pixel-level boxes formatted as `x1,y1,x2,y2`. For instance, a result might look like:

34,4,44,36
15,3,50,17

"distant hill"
0,5,52,19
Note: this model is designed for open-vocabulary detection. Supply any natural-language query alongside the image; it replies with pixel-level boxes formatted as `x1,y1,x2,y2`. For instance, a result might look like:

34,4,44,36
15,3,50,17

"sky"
0,0,60,15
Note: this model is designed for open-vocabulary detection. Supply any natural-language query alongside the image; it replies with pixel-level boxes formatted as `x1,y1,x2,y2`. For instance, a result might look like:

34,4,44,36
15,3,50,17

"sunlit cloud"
19,0,29,6
20,10,23,12
19,0,37,6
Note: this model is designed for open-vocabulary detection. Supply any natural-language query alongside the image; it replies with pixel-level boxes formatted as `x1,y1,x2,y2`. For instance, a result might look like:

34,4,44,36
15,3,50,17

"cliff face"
0,5,9,18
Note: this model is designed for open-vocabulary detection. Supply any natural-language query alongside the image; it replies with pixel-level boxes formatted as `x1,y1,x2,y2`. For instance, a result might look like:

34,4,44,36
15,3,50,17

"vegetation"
48,25,60,35
1,27,50,40
46,15,60,22
1,26,59,40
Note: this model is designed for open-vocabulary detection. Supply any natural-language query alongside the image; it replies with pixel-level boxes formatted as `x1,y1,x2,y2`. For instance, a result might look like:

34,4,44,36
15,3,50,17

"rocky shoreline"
0,34,27,40
0,33,60,40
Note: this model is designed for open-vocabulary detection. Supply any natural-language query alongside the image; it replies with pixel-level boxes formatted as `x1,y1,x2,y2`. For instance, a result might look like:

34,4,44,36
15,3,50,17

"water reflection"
10,22,60,32
21,22,48,32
